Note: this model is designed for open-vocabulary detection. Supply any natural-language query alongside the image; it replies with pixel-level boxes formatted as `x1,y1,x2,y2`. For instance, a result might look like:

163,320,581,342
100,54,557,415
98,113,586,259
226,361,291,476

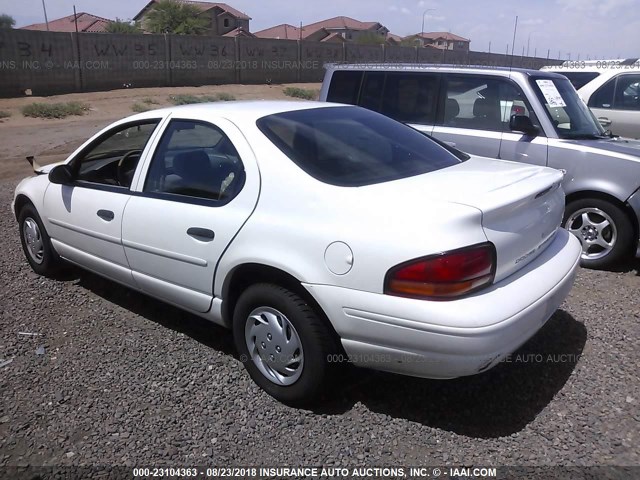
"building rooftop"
21,12,112,33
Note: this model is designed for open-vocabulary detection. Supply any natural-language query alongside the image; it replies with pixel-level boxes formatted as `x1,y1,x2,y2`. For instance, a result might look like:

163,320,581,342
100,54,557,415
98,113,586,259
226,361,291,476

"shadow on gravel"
73,269,237,357
66,269,586,439
608,257,640,276
316,310,587,439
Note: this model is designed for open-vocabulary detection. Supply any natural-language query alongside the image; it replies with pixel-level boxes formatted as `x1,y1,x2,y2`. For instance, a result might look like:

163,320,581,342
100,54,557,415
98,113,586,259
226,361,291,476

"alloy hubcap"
23,217,44,264
245,307,304,386
565,208,616,260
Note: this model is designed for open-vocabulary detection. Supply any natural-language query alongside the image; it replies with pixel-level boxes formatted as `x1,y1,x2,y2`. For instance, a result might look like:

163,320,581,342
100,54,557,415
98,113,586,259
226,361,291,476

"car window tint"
257,106,462,187
326,71,363,104
613,74,640,110
359,72,385,112
558,71,601,90
144,120,245,202
589,78,616,108
441,76,503,131
76,121,159,188
381,73,438,124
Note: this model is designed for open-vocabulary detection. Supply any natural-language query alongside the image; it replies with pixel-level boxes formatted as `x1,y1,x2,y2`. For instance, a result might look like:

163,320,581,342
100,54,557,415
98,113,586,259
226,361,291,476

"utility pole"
73,5,79,34
421,9,435,47
41,0,50,31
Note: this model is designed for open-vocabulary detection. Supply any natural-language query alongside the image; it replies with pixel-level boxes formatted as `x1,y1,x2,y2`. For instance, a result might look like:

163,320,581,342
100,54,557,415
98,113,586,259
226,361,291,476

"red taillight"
384,243,496,300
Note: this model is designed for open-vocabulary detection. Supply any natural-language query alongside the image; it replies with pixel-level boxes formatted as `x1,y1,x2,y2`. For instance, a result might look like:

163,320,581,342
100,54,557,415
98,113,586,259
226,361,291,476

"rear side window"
381,73,439,124
257,106,462,187
326,71,363,105
558,71,600,90
359,72,385,112
144,120,245,203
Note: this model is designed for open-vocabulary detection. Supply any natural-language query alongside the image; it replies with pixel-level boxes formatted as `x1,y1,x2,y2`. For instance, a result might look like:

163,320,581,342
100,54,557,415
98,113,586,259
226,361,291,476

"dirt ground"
0,83,320,181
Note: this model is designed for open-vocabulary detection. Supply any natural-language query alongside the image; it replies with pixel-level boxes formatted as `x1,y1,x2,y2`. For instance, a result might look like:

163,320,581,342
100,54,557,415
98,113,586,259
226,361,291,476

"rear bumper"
304,229,582,379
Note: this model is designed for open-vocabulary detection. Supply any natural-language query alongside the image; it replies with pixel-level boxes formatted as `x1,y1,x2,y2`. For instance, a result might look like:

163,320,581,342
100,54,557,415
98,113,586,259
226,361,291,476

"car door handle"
598,117,612,127
97,209,115,221
187,227,215,241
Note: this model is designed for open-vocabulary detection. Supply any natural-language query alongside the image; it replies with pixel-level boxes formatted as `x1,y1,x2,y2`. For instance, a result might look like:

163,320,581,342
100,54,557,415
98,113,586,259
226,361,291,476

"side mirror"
48,164,74,185
509,114,539,136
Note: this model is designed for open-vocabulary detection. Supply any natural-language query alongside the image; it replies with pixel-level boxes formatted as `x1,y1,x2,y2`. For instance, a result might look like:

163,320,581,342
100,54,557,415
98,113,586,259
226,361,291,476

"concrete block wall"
0,30,565,98
0,30,78,97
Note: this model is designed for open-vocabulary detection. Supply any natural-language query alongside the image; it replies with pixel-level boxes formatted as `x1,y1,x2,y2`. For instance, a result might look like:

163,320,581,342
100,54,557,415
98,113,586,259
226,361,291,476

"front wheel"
18,204,62,276
563,198,634,269
233,283,337,406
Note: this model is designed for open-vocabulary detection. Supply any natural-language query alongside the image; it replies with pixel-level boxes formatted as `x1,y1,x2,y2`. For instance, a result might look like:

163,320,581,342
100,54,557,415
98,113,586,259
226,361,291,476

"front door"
43,120,162,285
496,80,548,166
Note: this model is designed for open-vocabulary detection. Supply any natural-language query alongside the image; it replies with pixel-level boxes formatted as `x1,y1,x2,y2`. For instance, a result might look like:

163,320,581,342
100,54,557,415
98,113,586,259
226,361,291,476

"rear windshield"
554,71,601,90
256,106,462,187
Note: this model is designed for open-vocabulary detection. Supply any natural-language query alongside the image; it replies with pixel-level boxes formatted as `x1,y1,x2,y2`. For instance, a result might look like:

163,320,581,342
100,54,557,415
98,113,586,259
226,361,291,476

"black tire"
18,204,62,276
233,283,337,406
563,198,634,269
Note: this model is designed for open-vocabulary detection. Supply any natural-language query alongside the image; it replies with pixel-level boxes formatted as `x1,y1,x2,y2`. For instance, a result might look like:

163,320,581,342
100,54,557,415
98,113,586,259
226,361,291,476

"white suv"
542,59,640,138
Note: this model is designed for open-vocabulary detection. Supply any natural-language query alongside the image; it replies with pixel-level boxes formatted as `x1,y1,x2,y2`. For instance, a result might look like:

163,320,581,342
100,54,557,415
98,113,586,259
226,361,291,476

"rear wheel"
233,283,337,406
563,198,634,269
18,204,62,276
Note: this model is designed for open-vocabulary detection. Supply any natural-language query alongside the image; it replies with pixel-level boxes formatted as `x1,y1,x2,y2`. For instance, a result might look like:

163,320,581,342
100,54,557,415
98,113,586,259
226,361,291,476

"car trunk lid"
366,157,565,283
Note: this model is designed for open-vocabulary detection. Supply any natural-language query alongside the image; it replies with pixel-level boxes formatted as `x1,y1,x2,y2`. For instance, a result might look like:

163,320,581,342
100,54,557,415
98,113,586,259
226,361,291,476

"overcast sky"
2,0,638,59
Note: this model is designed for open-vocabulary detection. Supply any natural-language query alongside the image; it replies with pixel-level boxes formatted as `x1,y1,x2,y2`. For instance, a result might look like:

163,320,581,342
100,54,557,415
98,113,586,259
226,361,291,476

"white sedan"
13,101,582,405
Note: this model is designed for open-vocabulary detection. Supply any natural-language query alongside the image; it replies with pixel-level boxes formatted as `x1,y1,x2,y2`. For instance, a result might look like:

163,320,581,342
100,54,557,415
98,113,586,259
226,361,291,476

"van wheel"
563,198,633,269
18,204,62,276
233,283,336,406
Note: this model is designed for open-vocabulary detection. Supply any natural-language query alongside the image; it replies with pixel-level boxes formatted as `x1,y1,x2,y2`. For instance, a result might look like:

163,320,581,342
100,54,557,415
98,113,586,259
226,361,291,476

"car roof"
325,62,568,79
127,100,341,123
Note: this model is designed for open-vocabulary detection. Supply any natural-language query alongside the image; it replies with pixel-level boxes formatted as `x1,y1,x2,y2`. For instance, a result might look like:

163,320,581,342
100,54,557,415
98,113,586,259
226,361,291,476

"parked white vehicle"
13,101,582,405
542,60,640,138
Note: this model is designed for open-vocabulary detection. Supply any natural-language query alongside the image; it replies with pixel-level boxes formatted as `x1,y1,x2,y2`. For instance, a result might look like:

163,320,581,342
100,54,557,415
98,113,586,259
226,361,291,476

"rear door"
431,75,503,157
122,117,259,313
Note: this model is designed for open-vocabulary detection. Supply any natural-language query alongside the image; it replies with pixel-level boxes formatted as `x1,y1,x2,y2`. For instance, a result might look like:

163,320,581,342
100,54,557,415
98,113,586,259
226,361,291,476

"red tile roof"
386,33,403,43
321,32,346,43
304,16,382,32
222,26,254,37
256,16,388,41
254,23,304,40
134,1,251,21
21,12,111,33
413,31,470,42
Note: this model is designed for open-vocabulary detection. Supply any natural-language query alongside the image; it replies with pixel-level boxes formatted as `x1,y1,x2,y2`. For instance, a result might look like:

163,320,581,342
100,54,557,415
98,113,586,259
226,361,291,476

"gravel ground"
0,174,639,474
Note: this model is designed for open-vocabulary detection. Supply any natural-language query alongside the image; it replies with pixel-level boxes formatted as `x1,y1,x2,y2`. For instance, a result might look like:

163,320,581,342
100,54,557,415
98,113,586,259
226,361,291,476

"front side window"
530,76,605,139
144,120,245,203
75,121,160,188
614,74,640,110
257,106,462,187
498,81,541,133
